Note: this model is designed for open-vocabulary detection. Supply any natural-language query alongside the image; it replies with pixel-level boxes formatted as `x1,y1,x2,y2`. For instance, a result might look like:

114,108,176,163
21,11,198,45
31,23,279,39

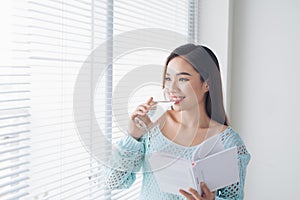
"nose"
165,79,179,93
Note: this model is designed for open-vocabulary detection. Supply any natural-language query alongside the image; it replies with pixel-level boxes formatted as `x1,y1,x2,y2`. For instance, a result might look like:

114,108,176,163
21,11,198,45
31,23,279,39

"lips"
170,96,185,104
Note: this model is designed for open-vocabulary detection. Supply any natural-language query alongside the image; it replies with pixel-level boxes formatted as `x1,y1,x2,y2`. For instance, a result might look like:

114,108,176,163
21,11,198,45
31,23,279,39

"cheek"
184,85,203,103
190,80,203,95
179,82,199,95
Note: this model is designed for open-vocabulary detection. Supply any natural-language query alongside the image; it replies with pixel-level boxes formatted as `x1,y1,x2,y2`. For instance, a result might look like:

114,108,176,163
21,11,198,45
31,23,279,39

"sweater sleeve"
105,134,145,190
215,130,251,200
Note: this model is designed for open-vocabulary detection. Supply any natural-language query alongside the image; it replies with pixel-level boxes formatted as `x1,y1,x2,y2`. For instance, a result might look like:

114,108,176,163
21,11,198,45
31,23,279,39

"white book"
148,134,239,195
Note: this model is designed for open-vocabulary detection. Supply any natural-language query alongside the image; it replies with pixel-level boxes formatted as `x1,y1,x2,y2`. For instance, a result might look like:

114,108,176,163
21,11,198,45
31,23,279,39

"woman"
105,43,250,200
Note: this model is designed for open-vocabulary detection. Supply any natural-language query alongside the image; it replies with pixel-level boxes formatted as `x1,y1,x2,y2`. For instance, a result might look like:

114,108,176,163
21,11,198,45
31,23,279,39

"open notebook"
148,134,239,195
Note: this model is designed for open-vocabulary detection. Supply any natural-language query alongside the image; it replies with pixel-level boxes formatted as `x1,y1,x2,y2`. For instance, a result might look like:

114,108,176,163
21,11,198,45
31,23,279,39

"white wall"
199,0,300,199
230,0,300,199
197,0,232,114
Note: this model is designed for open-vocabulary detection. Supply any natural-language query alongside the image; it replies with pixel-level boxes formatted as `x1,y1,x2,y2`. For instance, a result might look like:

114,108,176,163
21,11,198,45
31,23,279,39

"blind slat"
0,153,30,163
0,185,29,198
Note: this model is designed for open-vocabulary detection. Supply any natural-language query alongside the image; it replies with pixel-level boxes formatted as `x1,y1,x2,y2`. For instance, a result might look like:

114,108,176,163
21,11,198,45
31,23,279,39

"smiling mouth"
170,96,186,104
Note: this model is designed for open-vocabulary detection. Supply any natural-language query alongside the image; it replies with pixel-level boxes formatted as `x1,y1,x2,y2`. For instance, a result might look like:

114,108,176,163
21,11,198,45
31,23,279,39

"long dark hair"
162,44,229,126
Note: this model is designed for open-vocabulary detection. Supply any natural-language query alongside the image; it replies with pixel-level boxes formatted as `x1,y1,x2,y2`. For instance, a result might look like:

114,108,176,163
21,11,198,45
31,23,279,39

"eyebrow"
166,72,192,76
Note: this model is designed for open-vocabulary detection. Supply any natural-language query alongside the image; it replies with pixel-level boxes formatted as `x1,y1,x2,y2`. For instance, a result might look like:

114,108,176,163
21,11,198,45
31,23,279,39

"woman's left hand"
179,182,215,200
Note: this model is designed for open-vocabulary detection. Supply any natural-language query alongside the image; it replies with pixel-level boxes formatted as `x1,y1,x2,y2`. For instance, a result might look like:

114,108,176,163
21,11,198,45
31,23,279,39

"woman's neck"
180,111,210,128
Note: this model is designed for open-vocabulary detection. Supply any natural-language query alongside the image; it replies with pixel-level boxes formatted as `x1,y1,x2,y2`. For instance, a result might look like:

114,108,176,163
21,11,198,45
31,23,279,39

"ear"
204,80,209,92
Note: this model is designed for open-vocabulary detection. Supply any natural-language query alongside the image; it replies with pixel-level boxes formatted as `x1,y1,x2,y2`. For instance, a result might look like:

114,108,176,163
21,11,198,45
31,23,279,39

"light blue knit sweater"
105,125,250,199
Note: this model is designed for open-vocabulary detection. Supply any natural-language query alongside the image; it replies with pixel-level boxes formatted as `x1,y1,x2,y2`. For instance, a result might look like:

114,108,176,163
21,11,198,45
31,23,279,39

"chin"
172,104,184,111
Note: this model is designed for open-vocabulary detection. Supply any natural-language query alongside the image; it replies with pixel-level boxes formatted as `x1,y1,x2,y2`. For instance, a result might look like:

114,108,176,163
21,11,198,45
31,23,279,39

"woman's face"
164,56,208,111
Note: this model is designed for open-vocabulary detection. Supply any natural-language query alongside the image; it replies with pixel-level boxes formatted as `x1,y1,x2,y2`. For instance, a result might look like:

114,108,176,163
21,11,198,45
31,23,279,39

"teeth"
171,97,185,102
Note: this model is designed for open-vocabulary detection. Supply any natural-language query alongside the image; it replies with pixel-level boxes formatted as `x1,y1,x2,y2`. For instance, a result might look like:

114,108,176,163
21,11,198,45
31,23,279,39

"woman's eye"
165,77,171,81
179,78,189,82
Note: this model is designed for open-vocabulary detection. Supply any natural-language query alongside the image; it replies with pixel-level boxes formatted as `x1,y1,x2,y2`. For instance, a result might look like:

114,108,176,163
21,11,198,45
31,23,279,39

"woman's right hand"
128,97,154,140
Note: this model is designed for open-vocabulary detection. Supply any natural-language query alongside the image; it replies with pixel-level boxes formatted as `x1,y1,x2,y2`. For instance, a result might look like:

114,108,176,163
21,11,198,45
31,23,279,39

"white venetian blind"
0,1,31,200
14,0,109,199
1,0,198,199
109,1,195,200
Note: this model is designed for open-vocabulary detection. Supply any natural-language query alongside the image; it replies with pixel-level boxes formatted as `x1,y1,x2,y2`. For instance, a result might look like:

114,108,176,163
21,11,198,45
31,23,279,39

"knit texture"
105,125,250,200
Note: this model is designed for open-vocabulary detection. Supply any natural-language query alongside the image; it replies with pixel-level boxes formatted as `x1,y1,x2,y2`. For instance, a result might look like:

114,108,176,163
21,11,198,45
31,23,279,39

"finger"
134,117,147,129
136,105,148,113
200,182,211,197
188,187,202,200
136,110,147,116
212,191,216,197
179,189,194,200
149,102,158,110
146,97,153,105
130,111,146,120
